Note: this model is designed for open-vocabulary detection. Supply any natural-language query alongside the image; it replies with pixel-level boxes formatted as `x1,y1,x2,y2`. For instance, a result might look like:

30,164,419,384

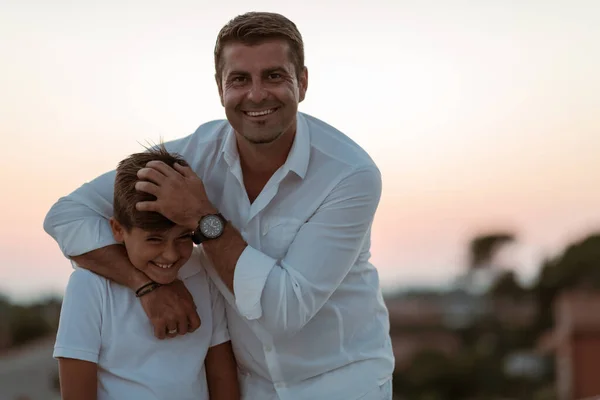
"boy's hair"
214,11,305,84
113,145,188,232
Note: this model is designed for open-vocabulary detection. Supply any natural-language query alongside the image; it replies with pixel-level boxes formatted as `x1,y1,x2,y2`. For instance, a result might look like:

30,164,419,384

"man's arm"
137,162,382,339
58,358,98,400
211,167,381,338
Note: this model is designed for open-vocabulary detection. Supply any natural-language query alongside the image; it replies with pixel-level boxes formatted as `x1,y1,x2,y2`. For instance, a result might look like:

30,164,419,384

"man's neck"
236,128,296,178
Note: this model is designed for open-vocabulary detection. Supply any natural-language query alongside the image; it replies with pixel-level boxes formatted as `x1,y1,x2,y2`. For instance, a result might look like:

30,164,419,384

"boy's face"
110,218,194,284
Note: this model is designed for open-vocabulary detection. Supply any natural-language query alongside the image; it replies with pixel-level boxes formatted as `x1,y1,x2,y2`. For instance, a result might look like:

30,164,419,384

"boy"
53,146,240,400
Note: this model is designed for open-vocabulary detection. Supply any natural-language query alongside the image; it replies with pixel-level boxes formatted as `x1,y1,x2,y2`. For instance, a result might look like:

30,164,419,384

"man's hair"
113,145,189,232
214,11,305,84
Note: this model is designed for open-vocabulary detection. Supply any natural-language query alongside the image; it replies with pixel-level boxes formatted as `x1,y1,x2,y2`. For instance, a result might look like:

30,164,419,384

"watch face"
200,215,224,239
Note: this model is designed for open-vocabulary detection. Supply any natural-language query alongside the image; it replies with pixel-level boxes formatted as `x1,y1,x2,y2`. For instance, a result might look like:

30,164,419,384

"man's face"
110,219,194,284
218,39,308,145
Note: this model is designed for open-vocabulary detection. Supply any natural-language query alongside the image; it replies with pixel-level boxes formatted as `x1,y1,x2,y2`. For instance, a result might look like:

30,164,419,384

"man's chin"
241,130,284,145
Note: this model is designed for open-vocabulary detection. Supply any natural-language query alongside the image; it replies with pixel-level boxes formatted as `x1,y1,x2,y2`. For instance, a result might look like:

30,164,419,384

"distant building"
385,290,537,370
537,291,600,400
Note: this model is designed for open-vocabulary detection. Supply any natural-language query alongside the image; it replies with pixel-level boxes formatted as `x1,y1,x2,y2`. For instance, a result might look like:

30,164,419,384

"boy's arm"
205,273,239,399
205,341,240,400
57,358,98,400
54,269,103,400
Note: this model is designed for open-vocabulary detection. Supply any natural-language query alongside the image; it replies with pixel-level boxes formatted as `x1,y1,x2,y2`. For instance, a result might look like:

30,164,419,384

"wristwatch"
191,213,226,244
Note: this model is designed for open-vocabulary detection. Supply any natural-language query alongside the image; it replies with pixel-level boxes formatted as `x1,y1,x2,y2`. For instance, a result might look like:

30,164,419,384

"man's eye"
269,73,282,80
232,76,246,83
146,238,162,242
178,234,193,241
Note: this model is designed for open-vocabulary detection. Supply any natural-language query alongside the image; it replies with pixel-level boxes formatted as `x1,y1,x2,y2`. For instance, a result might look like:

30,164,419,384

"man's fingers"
136,201,159,212
145,160,180,178
173,162,194,178
137,167,167,185
154,321,167,340
176,317,189,336
135,181,160,196
166,321,179,338
187,310,201,333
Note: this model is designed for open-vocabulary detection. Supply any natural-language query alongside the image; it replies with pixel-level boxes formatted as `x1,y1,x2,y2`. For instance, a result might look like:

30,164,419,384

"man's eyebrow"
264,67,288,74
226,67,288,77
225,70,250,77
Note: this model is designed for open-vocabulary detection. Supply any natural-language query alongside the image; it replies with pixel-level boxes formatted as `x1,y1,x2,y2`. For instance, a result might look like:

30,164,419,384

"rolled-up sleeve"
232,166,382,339
43,170,118,257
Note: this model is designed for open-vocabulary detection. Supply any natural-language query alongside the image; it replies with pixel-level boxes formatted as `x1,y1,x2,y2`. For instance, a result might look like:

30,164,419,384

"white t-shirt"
53,247,229,400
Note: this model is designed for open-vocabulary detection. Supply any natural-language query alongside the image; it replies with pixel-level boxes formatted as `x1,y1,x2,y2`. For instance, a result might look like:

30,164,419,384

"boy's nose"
162,244,179,262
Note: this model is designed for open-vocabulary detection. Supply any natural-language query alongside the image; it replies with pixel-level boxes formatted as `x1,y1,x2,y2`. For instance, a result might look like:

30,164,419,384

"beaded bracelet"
135,281,162,298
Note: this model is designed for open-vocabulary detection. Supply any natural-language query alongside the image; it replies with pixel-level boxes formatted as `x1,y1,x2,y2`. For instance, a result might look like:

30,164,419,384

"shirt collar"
220,112,311,180
177,247,205,280
286,112,310,179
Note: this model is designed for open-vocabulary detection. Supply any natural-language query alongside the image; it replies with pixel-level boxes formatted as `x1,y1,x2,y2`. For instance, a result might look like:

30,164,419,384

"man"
44,11,395,400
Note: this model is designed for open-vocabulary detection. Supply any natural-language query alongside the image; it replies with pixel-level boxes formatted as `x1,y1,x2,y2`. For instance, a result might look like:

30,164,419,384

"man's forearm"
202,223,247,292
71,244,151,291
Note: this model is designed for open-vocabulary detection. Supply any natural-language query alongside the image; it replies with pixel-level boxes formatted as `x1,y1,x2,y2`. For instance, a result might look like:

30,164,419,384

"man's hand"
139,280,201,339
135,161,217,230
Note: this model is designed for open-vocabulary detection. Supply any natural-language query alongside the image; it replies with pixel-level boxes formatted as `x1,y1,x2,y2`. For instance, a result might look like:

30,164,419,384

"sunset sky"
1,0,599,302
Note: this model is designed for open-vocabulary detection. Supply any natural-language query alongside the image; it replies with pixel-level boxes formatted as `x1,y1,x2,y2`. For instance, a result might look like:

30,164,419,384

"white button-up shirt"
44,112,395,400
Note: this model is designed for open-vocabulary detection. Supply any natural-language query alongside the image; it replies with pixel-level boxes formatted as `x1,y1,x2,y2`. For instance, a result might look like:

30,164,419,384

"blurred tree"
489,270,525,298
468,232,515,269
534,233,600,331
9,305,54,346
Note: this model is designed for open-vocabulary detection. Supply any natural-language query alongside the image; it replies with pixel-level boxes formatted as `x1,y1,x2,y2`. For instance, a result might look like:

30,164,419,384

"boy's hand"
135,161,217,230
139,280,201,339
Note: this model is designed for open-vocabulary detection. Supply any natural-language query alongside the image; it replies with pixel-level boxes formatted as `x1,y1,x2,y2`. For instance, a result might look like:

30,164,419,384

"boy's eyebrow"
144,230,166,236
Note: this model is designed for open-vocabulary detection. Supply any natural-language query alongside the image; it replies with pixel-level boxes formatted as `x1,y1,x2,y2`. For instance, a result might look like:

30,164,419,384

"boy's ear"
109,217,125,243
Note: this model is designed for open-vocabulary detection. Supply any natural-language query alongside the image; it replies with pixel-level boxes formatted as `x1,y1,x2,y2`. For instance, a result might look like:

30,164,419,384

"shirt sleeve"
53,269,106,363
208,278,230,347
233,166,382,338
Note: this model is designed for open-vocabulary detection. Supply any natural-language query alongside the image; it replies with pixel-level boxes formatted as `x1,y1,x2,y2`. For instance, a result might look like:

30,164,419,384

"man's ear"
215,74,224,107
298,66,308,103
109,217,125,243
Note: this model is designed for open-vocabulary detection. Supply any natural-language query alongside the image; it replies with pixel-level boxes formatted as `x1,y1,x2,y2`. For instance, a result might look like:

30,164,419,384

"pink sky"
1,1,599,301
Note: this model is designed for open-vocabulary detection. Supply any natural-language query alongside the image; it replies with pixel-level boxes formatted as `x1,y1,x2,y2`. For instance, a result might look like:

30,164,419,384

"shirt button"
265,345,272,352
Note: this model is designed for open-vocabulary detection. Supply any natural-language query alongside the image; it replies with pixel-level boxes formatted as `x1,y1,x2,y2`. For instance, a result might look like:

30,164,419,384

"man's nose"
246,80,268,104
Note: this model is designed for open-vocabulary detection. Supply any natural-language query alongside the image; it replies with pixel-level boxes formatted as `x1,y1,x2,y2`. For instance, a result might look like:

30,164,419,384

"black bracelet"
135,281,162,298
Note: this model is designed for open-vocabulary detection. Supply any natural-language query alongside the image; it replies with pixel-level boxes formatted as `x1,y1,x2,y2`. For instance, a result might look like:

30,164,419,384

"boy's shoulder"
67,266,108,289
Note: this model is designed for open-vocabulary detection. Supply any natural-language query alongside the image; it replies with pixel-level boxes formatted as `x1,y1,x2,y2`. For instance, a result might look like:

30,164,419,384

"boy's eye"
146,237,162,242
178,234,193,241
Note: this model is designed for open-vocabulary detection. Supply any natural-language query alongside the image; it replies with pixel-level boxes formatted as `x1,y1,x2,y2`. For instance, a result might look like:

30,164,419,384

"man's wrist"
187,206,220,231
128,269,154,292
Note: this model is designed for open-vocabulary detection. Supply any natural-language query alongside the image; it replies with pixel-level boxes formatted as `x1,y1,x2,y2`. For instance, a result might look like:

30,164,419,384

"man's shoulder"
163,118,231,157
300,112,378,170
